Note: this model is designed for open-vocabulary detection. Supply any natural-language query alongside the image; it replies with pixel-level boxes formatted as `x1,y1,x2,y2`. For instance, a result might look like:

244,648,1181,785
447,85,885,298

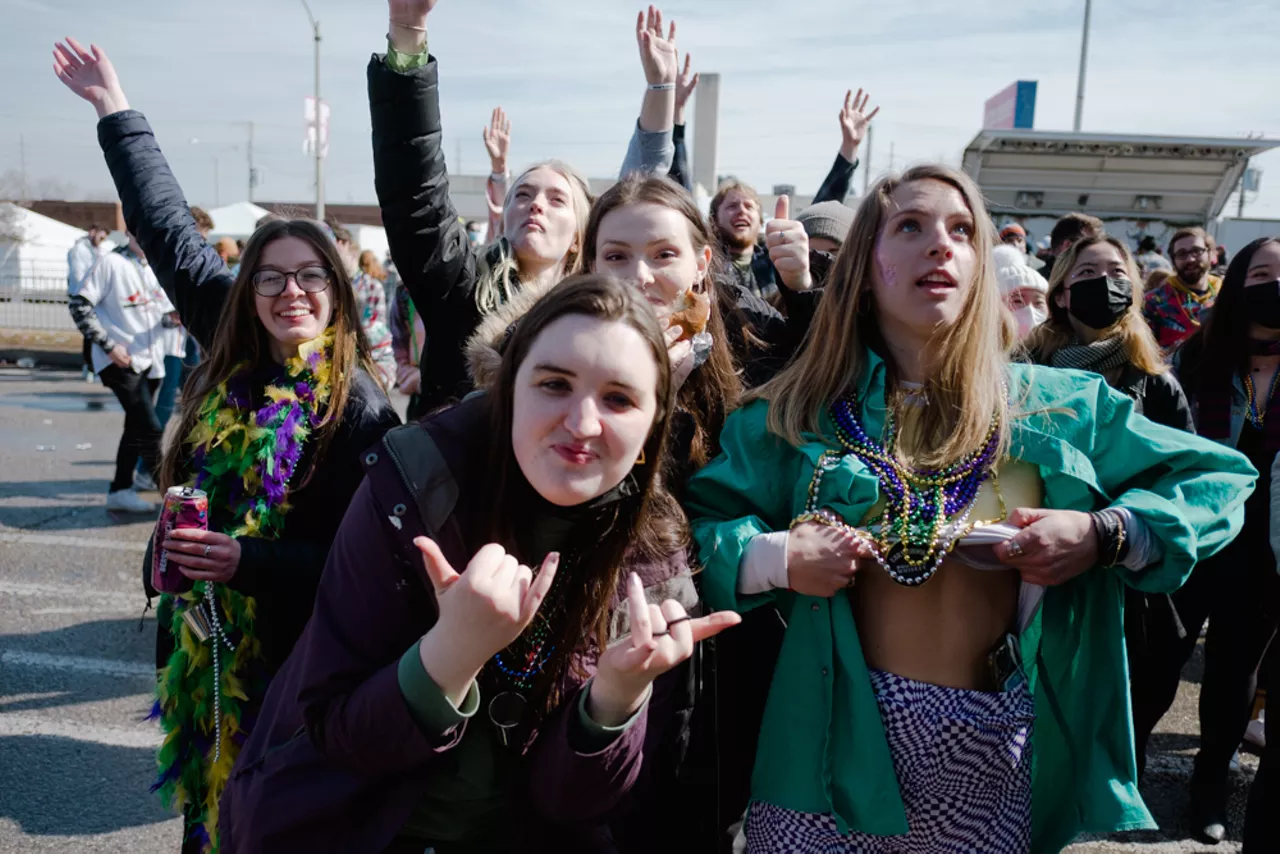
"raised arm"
620,6,677,178
372,1,483,356
483,107,511,239
666,53,698,191
53,38,230,350
813,89,878,205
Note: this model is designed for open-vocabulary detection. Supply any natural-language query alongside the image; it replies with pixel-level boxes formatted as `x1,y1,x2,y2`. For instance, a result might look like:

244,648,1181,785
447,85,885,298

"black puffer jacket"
370,53,525,415
97,109,402,671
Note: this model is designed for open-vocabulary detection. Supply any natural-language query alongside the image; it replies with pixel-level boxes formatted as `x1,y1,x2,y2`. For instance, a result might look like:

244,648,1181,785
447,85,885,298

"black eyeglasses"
251,266,332,296
1173,247,1208,262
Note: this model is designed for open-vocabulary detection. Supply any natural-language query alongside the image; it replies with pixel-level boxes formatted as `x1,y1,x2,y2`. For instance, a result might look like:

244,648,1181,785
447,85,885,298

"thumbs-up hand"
765,195,813,292
414,537,560,705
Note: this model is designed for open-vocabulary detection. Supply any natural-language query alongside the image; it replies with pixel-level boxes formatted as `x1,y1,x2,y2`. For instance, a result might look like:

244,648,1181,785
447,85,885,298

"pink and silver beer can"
151,486,209,595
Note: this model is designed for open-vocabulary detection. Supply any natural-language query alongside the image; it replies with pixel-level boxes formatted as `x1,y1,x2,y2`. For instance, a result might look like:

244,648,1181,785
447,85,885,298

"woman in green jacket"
684,163,1256,853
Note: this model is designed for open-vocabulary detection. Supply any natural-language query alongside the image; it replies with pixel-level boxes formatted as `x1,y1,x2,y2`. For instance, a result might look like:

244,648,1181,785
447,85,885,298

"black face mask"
1245,280,1280,330
1068,275,1133,330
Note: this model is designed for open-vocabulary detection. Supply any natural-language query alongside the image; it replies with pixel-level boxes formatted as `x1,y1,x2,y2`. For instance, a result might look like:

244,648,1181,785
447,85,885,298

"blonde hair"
751,164,1012,469
1026,234,1167,376
475,160,593,315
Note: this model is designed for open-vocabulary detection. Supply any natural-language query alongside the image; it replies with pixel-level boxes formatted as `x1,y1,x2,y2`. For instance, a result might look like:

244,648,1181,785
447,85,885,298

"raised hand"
589,573,740,725
765,196,813,292
482,107,511,175
636,5,679,86
388,0,436,52
52,38,129,118
674,53,699,124
839,88,880,162
414,538,559,704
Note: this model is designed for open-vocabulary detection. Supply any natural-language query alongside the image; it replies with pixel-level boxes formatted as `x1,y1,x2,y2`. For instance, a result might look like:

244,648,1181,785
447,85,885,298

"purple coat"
219,400,697,853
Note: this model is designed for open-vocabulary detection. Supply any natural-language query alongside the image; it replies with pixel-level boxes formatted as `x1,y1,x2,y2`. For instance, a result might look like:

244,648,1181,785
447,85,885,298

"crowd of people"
49,2,1276,851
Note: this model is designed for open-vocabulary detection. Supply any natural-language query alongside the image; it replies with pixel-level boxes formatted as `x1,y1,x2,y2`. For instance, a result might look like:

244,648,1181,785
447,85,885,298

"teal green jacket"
685,352,1256,853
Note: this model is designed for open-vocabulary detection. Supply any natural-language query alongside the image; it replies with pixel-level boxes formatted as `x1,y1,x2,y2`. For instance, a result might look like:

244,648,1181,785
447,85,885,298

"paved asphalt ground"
0,367,1261,853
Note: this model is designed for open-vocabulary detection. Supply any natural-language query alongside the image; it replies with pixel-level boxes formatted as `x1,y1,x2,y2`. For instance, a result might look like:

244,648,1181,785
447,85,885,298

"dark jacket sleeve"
68,294,113,350
368,55,482,405
96,110,233,352
667,123,693,192
292,477,471,777
812,152,858,205
1144,371,1197,434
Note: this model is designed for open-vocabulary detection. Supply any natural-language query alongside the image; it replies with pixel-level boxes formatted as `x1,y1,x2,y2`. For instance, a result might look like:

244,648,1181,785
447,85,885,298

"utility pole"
302,1,324,220
1238,173,1247,219
863,123,874,194
1073,0,1092,132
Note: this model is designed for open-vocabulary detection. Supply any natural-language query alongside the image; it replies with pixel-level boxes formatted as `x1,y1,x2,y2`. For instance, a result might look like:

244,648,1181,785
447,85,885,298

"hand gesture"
589,573,740,725
674,53,699,123
765,196,813,292
165,529,242,584
995,508,1099,586
839,88,879,162
482,107,511,175
52,38,129,118
786,521,874,597
636,6,679,85
414,538,559,702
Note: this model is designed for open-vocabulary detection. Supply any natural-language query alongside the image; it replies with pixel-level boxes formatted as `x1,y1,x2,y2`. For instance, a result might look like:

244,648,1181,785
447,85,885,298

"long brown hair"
752,164,1012,468
584,174,743,469
1026,234,1167,376
160,219,378,491
484,273,686,712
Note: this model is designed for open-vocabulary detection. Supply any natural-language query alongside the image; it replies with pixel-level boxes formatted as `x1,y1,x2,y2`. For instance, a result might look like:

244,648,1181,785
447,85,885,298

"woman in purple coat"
219,275,739,853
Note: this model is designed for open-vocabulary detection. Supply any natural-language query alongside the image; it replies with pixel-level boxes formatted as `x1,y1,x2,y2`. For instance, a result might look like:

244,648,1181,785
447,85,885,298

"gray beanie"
796,201,856,247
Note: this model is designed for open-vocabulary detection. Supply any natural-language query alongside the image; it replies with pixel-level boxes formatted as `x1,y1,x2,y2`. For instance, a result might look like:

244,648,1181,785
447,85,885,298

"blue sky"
3,0,1279,220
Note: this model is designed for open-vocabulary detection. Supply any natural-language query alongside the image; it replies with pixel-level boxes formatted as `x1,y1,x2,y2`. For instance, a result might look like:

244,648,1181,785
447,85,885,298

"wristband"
390,20,427,32
648,82,675,91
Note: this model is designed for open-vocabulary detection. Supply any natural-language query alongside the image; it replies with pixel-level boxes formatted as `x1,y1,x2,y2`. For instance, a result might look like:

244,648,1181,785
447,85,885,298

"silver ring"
204,545,212,558
1005,541,1024,559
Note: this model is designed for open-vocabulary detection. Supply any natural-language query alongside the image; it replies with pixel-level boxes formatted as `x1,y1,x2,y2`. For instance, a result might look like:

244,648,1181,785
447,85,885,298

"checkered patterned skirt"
745,668,1036,853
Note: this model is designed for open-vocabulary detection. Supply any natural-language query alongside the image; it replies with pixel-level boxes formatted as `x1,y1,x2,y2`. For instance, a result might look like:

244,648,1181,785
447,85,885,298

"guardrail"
0,278,76,332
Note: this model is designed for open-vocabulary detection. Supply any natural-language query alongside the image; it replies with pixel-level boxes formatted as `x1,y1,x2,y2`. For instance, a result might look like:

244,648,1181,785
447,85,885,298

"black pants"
81,337,94,371
1128,529,1280,804
1244,643,1277,851
98,364,161,493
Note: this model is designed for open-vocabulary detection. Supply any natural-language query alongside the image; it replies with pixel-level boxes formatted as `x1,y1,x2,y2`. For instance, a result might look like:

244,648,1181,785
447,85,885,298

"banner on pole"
303,96,331,159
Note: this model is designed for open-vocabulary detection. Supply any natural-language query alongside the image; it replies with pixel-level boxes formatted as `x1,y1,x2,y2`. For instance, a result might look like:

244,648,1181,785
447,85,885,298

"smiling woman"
219,275,739,852
52,36,401,854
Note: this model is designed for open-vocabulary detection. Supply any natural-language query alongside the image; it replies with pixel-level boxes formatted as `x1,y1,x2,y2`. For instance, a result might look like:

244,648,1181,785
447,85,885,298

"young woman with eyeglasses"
54,39,401,853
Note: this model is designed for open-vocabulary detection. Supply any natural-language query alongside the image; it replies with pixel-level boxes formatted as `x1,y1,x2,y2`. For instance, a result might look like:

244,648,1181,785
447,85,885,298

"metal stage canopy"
961,130,1280,224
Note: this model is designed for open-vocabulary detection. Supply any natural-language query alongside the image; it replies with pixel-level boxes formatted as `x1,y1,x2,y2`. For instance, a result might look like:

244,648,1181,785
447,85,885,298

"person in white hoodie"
67,224,111,379
993,243,1050,341
68,233,176,513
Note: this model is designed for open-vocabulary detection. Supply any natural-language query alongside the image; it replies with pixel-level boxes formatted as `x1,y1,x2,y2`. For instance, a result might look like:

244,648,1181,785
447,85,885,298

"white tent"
347,224,390,264
208,201,271,239
0,203,88,294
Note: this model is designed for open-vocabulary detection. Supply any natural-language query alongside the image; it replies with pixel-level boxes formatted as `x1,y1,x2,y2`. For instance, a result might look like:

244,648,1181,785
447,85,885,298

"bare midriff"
850,456,1044,692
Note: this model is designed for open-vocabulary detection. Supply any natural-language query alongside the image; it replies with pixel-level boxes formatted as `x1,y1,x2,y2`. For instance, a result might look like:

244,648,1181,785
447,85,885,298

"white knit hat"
992,244,1049,297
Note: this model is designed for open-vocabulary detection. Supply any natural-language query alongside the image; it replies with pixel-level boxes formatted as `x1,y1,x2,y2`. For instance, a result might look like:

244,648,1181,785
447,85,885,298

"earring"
636,448,646,466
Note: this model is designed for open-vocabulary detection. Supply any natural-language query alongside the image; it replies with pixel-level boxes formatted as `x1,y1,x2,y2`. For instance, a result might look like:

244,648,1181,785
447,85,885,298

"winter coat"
95,109,401,671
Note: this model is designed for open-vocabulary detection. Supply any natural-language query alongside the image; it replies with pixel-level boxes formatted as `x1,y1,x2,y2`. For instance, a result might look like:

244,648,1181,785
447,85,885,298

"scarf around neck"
1049,335,1128,375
